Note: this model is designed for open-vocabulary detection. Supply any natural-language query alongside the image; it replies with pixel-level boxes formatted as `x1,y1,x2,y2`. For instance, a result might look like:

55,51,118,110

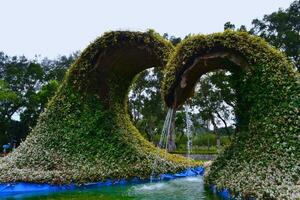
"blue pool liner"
0,166,205,196
209,185,232,199
209,184,256,200
193,166,205,175
219,188,230,199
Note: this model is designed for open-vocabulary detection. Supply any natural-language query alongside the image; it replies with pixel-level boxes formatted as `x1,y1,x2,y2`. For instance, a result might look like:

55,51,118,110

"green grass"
170,149,218,155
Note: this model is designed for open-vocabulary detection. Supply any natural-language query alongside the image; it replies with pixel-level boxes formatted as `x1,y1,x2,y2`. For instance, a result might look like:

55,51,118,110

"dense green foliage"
162,30,300,199
0,31,199,184
0,52,78,146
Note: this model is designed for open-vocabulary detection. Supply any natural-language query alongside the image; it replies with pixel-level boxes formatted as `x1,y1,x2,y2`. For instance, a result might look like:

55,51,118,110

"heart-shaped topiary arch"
0,30,298,199
0,30,199,184
162,30,300,199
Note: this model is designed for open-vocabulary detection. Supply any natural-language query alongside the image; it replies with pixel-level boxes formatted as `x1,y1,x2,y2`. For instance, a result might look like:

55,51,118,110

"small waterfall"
159,108,174,150
184,104,193,161
150,108,174,182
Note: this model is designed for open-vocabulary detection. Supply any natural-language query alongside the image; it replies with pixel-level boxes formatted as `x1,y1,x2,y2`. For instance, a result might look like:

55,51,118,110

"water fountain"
159,108,174,150
151,104,198,182
184,103,193,161
150,108,174,182
1,30,295,199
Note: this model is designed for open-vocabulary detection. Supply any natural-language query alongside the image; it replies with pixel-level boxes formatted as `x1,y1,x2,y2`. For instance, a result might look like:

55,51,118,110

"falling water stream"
159,108,174,150
184,103,193,161
150,108,174,182
151,104,194,180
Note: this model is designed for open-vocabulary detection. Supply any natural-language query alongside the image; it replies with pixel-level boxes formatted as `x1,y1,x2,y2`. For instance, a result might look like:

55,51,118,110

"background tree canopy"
225,0,300,72
251,0,300,71
0,52,79,145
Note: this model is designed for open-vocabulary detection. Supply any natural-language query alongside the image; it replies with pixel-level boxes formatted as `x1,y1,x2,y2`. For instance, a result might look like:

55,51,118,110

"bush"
192,132,230,147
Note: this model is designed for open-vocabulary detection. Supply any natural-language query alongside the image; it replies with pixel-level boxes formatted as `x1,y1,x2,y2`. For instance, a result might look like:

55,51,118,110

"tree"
128,68,167,143
225,0,300,71
0,80,18,102
224,21,235,30
19,80,59,133
0,80,19,144
191,70,236,148
251,1,300,71
0,55,44,143
0,52,78,146
41,52,80,81
163,33,182,46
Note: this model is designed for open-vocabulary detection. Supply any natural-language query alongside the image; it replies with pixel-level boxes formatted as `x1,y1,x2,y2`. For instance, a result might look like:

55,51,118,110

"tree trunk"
216,111,230,136
211,117,220,149
167,108,177,152
147,122,154,142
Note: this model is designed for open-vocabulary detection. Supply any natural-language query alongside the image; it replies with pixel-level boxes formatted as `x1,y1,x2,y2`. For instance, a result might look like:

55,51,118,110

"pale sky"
0,0,294,59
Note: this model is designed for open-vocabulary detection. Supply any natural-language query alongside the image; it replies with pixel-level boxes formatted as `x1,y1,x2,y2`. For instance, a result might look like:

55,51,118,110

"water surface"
2,176,220,200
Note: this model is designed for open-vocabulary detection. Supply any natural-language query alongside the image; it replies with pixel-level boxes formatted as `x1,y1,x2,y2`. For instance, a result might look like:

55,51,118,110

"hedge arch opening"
162,31,300,198
165,50,248,108
0,31,199,184
127,67,167,143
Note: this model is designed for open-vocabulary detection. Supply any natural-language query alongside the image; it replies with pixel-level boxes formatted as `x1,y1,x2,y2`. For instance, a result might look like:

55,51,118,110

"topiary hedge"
0,30,200,184
162,30,300,199
1,30,298,199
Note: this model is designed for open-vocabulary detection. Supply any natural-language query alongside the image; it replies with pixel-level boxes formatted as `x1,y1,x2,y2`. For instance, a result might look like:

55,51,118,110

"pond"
2,176,220,200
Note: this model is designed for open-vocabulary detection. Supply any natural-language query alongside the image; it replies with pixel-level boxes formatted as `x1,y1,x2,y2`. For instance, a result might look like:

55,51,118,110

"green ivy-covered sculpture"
162,30,300,199
0,31,198,184
0,30,298,199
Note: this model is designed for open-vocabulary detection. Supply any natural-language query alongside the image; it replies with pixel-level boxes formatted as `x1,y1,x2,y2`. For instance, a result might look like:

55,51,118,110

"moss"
0,31,200,184
162,30,300,199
